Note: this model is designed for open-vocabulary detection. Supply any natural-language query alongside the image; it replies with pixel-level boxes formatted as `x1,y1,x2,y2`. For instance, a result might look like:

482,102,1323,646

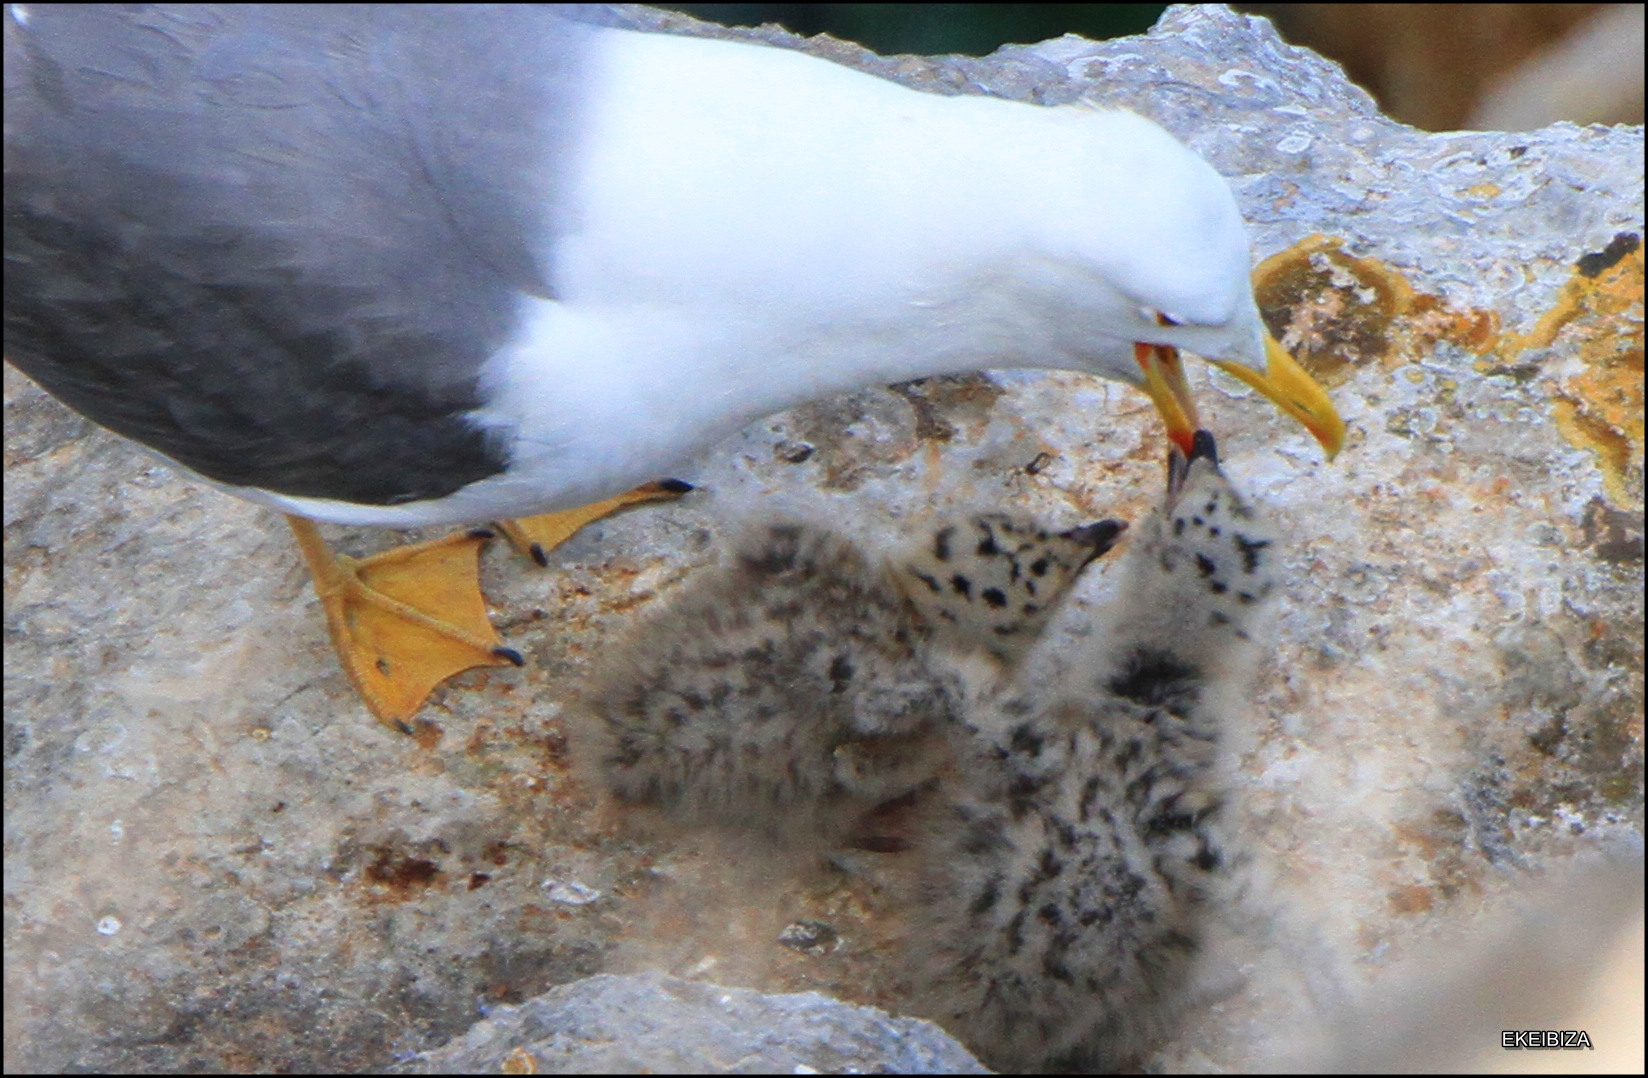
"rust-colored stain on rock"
363,849,444,897
407,716,444,750
1254,234,1499,386
1388,883,1436,915
1390,810,1484,904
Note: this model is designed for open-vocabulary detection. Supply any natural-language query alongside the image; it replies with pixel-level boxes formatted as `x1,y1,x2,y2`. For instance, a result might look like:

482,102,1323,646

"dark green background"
663,4,1170,56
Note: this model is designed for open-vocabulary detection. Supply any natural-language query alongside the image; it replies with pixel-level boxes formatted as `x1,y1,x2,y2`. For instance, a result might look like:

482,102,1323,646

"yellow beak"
1207,335,1345,459
1134,335,1345,461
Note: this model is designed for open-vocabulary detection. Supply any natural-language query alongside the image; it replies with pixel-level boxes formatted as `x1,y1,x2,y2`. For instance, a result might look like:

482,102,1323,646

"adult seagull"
3,5,1343,733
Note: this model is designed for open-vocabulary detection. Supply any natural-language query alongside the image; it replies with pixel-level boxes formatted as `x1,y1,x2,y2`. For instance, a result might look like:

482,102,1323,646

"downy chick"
912,431,1279,1072
577,510,1124,847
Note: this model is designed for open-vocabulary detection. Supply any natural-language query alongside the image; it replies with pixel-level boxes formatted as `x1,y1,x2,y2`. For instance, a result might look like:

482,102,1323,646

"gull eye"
1155,312,1181,327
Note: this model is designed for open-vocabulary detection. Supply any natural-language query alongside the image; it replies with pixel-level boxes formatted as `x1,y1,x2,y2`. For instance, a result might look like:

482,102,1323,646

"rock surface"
391,971,986,1074
5,3,1642,1072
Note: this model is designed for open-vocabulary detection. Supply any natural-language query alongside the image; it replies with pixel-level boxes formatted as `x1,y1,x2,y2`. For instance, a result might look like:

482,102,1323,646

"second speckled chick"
910,432,1280,1072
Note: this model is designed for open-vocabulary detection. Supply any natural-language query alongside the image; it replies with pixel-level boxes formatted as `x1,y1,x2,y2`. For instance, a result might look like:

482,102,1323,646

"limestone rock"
391,971,986,1074
5,4,1641,1072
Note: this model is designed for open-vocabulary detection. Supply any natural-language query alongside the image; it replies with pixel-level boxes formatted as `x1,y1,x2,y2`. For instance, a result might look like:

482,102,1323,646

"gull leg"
495,479,694,566
286,517,523,734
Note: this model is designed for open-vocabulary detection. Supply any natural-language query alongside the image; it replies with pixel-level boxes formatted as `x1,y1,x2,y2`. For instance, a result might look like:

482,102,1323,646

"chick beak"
1205,334,1346,460
1133,342,1200,458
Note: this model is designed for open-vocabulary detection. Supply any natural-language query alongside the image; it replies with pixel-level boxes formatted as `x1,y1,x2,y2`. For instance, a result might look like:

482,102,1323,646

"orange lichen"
1253,235,1498,386
1489,235,1643,508
1260,232,1642,508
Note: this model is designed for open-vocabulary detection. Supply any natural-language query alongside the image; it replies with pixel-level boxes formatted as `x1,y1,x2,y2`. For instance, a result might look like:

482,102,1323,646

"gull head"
1009,107,1344,458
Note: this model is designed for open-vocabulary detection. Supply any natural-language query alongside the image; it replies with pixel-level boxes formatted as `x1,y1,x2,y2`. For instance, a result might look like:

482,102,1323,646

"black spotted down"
1107,648,1202,710
1234,534,1270,573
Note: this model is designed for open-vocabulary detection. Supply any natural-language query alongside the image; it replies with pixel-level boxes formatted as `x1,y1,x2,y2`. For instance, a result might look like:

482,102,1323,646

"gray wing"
4,5,590,505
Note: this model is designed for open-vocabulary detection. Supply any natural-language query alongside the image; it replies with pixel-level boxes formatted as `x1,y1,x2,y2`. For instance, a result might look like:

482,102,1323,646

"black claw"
529,542,549,568
494,646,526,666
467,527,496,541
394,719,416,737
1190,429,1219,464
1064,519,1128,556
657,478,694,494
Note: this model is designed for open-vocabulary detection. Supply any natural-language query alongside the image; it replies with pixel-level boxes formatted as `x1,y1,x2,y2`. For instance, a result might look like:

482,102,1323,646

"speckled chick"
912,431,1279,1073
577,511,1125,846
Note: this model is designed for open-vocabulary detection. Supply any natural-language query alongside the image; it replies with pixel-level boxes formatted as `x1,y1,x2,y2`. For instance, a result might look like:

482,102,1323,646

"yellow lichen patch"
1253,235,1498,387
1490,235,1644,508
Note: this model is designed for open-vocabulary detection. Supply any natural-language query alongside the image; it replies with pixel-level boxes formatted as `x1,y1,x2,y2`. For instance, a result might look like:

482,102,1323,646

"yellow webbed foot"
495,479,694,566
286,517,522,734
285,480,693,733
